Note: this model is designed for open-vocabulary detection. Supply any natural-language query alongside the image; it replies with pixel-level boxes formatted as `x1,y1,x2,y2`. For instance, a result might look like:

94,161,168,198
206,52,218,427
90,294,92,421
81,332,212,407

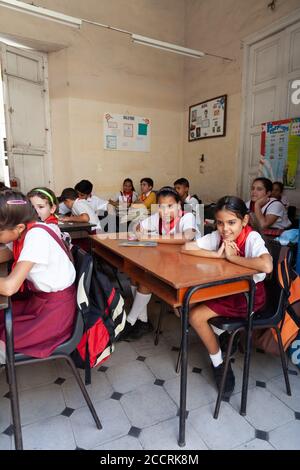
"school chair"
209,241,292,419
4,247,102,450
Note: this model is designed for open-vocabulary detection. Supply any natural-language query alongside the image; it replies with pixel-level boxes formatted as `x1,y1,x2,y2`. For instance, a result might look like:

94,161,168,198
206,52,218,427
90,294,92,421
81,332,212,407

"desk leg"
5,304,23,450
178,301,189,447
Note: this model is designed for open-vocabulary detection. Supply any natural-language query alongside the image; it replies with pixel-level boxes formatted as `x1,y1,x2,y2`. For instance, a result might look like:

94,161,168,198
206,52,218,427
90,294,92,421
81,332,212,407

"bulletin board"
188,95,227,141
103,113,151,152
260,118,300,189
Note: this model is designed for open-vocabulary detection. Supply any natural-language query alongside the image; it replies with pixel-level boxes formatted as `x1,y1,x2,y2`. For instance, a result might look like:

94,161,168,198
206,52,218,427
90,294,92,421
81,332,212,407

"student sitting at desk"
0,190,76,363
120,186,197,340
246,177,291,234
109,178,138,210
133,177,156,212
58,188,101,232
182,196,272,398
74,179,108,215
28,187,71,247
174,177,200,215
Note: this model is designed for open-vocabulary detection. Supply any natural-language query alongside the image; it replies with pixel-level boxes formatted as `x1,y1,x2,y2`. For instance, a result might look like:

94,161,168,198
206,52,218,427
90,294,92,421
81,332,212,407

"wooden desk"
90,235,257,446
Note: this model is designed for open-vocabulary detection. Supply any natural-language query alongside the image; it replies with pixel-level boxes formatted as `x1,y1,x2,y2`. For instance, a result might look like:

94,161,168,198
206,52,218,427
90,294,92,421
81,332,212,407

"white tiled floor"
0,301,300,450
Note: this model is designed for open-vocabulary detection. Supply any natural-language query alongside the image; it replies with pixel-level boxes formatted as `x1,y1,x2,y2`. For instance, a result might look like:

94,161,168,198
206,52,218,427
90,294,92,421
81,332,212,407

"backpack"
72,255,127,384
254,251,300,355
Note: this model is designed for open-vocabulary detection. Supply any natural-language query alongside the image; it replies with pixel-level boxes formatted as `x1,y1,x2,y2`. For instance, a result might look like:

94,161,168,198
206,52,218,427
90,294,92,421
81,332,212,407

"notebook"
119,241,158,247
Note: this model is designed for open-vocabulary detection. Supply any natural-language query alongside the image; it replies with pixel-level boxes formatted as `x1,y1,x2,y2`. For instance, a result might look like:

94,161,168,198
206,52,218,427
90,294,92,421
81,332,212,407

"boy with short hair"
174,178,199,214
74,179,108,215
59,187,101,232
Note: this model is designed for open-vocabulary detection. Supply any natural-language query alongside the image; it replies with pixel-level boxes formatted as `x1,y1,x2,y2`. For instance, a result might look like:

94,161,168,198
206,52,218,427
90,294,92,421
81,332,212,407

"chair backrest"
262,241,291,320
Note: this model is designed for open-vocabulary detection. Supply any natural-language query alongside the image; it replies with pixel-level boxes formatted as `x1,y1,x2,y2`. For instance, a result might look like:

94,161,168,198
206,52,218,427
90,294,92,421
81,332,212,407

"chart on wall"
259,118,300,189
103,113,151,152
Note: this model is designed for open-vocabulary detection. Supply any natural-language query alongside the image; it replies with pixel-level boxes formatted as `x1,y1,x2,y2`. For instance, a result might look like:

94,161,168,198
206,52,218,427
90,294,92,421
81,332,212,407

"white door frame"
0,43,54,189
238,7,300,198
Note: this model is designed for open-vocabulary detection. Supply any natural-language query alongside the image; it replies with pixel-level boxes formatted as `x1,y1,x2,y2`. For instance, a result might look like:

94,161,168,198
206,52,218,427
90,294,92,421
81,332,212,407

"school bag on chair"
254,249,300,356
72,251,127,384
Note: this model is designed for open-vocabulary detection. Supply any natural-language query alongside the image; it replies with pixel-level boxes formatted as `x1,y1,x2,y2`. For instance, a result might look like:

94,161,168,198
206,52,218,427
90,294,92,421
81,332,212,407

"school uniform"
196,227,269,317
183,194,199,214
87,195,108,215
72,198,102,232
246,198,291,229
112,191,138,205
140,211,196,235
0,223,76,358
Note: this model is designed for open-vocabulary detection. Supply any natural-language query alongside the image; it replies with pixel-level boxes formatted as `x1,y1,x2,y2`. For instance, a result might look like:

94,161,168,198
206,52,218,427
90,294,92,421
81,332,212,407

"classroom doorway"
240,14,300,207
0,41,53,193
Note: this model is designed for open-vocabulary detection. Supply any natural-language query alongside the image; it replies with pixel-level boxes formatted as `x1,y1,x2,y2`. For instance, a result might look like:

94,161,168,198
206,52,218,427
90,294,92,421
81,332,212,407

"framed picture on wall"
188,95,227,141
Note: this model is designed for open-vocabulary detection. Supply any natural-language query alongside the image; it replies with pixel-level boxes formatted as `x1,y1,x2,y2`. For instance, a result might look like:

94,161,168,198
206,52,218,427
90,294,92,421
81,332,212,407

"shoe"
128,320,153,340
118,321,136,341
212,361,235,398
219,332,240,357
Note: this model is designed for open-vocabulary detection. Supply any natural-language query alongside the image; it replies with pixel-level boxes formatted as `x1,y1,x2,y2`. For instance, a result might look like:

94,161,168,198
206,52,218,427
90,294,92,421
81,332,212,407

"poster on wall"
188,95,227,141
259,118,300,188
103,113,151,152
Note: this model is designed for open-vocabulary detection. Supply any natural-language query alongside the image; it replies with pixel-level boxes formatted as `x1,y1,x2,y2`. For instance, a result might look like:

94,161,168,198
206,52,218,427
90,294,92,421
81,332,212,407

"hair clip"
7,200,27,205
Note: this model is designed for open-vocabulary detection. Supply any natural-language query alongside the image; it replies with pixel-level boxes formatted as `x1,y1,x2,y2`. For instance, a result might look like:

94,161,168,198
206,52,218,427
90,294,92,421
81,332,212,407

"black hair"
272,181,284,193
0,190,38,230
123,178,135,192
0,182,10,191
140,177,153,189
252,177,273,193
59,187,78,201
156,186,181,203
74,179,93,195
214,196,249,221
173,178,190,188
27,187,59,209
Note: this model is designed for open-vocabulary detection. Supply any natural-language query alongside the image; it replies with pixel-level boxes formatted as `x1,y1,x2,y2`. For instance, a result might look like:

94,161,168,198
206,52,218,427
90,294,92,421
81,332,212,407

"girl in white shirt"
0,191,76,361
246,177,291,231
182,195,272,397
121,186,197,341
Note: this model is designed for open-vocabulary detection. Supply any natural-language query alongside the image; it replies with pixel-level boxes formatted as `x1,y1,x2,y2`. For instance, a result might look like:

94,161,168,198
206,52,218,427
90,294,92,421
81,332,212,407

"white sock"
211,325,225,336
131,285,137,298
127,292,152,326
138,306,148,323
209,349,223,368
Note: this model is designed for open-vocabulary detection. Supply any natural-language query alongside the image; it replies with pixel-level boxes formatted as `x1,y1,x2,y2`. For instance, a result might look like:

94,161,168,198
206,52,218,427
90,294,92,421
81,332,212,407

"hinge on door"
8,106,14,114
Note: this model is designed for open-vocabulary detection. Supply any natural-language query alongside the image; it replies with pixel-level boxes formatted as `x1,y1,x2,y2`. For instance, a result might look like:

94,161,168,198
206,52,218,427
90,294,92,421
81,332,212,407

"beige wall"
184,0,300,202
0,0,300,201
0,0,185,197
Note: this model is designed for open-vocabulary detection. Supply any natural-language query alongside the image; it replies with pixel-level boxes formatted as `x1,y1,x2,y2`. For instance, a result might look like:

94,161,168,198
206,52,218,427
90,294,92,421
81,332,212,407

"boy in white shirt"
174,178,200,215
58,187,102,232
74,180,108,215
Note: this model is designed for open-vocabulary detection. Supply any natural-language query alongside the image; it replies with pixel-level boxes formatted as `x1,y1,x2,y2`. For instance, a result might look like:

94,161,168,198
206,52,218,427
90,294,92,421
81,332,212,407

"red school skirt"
205,281,266,318
0,284,76,358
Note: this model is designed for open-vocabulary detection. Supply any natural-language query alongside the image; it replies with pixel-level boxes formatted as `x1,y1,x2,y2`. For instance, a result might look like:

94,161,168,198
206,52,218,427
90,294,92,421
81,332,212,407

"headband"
34,188,55,205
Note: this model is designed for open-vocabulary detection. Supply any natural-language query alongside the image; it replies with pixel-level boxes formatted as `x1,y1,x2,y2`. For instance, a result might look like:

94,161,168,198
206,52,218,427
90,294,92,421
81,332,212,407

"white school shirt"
140,212,196,235
87,195,108,214
196,230,269,283
184,195,199,213
246,199,291,229
17,224,75,292
113,191,138,204
59,202,70,215
72,198,101,231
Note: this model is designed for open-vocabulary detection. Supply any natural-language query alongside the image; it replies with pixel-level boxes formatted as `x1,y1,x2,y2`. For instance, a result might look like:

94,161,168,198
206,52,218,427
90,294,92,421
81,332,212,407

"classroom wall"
183,0,300,203
0,0,185,198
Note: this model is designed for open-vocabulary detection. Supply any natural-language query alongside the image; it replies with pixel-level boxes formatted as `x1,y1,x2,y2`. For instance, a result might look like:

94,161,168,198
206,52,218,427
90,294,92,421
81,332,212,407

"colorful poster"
103,114,151,152
260,118,300,188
